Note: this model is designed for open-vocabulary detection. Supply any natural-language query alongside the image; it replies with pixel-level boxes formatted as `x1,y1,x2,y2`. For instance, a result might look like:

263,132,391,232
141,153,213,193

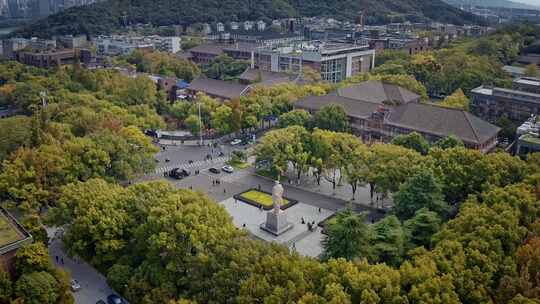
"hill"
13,0,485,38
444,0,540,10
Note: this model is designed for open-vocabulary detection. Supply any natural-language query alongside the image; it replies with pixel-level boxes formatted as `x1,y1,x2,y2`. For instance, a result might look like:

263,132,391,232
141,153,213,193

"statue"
261,180,293,236
272,181,284,213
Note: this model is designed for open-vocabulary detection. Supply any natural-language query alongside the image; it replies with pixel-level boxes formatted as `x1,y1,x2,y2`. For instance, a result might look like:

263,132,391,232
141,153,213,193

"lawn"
0,216,21,247
240,190,290,207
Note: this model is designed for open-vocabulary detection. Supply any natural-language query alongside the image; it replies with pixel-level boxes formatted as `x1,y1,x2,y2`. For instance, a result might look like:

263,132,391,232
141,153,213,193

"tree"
185,114,202,136
210,105,232,134
391,132,430,155
438,89,469,111
404,208,441,248
393,170,448,221
433,135,464,150
322,209,372,261
342,145,371,200
0,268,12,302
278,109,312,128
312,105,350,133
107,264,133,294
15,243,52,276
202,54,249,81
524,64,539,77
0,116,32,162
14,271,59,304
371,215,406,267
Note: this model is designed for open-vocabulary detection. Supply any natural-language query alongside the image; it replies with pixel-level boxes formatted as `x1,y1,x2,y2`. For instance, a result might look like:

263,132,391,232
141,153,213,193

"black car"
107,294,125,304
209,167,220,174
96,301,106,304
169,168,190,179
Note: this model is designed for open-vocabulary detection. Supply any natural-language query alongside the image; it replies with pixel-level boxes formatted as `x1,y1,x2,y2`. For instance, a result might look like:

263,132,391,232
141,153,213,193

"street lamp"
198,101,203,146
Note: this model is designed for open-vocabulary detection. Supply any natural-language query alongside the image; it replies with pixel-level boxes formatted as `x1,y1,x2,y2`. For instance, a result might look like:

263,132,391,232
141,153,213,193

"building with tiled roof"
186,78,251,100
0,206,32,275
296,81,500,153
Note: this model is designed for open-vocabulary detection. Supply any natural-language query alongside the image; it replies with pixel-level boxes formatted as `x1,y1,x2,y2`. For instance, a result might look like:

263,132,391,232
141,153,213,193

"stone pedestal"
260,211,293,236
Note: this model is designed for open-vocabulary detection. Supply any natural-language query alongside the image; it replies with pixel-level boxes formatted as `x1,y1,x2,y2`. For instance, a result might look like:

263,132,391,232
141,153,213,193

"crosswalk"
155,157,229,174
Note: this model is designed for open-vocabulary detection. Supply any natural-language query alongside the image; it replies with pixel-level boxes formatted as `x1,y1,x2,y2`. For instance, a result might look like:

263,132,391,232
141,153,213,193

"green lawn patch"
234,189,298,210
0,215,21,247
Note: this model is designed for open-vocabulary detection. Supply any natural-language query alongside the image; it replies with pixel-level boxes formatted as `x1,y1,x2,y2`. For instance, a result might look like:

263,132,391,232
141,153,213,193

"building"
255,41,375,83
57,35,88,49
471,77,540,123
188,43,227,64
16,49,79,68
296,81,500,152
1,38,29,59
95,35,180,56
186,77,251,100
516,115,540,156
0,206,32,276
503,65,526,78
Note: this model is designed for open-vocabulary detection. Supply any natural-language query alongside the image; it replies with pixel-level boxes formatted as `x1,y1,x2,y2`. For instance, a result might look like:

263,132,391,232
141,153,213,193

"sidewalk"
257,166,393,212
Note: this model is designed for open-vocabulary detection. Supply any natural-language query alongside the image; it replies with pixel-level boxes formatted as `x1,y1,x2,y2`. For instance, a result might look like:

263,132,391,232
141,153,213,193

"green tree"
433,135,464,150
312,105,350,133
15,243,52,276
438,89,469,111
202,55,249,81
14,271,59,304
393,170,448,221
404,208,441,248
0,268,12,302
210,105,232,134
322,209,372,261
278,109,312,128
391,132,430,155
371,215,406,267
185,114,202,136
107,264,133,294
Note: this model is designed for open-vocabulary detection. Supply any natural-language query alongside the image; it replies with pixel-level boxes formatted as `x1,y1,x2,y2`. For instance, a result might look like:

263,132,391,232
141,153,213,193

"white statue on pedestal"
272,181,284,213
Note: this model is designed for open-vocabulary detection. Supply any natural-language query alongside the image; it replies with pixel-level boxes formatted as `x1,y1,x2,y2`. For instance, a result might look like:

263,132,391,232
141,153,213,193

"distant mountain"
444,0,540,10
14,0,486,38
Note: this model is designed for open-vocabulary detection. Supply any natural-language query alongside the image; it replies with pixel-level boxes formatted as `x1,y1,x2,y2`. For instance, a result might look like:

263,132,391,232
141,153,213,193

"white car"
70,279,81,292
230,139,242,145
222,165,234,173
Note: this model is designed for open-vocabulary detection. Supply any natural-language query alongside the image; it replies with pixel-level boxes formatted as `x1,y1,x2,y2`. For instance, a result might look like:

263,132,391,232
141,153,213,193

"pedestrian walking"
258,184,261,191
223,188,226,194
318,207,321,213
189,186,193,190
55,256,58,262
60,258,64,265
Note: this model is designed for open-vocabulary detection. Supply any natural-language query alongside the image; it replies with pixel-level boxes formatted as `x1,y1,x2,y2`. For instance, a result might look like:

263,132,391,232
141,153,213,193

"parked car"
230,139,242,145
107,294,125,304
70,279,81,292
209,167,220,174
221,165,234,173
96,301,106,304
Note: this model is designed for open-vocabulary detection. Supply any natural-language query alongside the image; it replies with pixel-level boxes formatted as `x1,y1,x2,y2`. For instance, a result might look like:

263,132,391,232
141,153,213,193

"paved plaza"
219,197,334,258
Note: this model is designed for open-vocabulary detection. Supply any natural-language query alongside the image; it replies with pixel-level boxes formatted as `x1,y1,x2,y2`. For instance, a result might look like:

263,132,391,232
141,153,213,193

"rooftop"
0,206,32,255
514,77,540,87
337,81,420,105
187,78,250,100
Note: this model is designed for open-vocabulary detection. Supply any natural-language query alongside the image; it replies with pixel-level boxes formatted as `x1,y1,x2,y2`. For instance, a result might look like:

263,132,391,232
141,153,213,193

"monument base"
260,211,294,236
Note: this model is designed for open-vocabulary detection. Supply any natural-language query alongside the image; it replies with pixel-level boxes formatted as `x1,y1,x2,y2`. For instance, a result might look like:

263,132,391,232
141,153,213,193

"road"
47,228,126,304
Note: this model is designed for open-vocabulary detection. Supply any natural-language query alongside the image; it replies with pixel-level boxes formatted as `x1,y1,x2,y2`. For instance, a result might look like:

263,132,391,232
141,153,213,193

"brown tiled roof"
337,81,420,104
387,103,500,145
187,78,250,100
295,94,380,119
188,43,227,55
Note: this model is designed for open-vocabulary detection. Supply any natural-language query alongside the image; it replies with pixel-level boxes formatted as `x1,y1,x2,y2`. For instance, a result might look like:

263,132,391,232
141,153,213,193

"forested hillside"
14,0,484,38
